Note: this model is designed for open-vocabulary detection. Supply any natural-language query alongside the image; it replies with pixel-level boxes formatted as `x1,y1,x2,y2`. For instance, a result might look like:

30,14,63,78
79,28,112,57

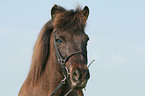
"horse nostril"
72,69,81,82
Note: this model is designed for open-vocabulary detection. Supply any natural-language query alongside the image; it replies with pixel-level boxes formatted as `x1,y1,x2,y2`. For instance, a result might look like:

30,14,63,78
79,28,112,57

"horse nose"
72,68,90,82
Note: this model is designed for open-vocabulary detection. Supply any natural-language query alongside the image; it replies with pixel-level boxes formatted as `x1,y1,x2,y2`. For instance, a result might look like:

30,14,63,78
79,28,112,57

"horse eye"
56,39,62,44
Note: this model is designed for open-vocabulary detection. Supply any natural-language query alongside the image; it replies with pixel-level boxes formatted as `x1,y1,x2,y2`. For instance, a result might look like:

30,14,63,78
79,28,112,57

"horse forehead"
64,30,86,38
56,30,86,42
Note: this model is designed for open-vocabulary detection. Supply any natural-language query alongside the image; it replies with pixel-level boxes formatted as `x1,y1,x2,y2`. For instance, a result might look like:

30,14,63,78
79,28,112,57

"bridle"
50,30,86,96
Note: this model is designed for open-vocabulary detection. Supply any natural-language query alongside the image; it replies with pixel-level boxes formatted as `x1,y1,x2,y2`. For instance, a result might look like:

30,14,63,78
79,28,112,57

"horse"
18,4,90,96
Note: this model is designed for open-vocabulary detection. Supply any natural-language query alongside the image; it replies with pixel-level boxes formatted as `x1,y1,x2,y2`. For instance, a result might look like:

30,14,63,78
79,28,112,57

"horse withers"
19,4,90,96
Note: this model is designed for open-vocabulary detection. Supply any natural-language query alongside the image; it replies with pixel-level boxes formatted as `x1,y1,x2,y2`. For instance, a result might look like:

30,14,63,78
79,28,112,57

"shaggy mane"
26,20,53,84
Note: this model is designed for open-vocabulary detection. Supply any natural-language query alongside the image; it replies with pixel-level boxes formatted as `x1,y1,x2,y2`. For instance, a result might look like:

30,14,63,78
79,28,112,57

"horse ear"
82,6,89,21
51,4,66,19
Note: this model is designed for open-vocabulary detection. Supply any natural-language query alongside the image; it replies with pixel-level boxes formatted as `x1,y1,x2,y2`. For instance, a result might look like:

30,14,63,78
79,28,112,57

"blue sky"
0,0,145,96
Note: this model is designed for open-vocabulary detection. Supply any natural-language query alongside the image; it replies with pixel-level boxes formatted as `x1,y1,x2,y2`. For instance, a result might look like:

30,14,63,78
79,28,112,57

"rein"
50,30,85,96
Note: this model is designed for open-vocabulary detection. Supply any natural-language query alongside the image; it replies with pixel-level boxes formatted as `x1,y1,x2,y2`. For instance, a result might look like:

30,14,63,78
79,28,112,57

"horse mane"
26,20,53,84
26,6,88,85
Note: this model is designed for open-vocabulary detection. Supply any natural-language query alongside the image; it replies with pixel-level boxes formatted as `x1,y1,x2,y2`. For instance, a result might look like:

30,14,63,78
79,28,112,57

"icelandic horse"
19,4,90,96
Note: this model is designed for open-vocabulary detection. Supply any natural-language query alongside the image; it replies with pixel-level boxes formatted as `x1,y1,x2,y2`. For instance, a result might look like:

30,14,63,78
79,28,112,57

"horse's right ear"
51,4,66,19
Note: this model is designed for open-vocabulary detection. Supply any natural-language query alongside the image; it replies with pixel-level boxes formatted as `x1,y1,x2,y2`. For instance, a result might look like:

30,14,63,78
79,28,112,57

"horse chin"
72,85,85,90
70,80,87,90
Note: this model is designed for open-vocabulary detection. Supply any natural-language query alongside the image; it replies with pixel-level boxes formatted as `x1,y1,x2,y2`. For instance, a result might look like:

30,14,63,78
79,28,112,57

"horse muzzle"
70,67,90,90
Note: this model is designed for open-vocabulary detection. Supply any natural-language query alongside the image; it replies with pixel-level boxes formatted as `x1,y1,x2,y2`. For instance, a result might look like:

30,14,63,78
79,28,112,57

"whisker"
88,59,95,68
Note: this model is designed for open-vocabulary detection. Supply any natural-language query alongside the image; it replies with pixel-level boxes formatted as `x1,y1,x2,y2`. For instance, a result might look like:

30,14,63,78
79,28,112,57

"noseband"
51,30,86,96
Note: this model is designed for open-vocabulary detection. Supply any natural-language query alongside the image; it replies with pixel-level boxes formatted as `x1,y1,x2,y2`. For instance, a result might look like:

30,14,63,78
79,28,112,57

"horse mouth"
70,79,87,90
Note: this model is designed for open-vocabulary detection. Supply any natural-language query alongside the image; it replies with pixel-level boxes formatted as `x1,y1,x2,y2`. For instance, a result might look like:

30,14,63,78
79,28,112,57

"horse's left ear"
82,6,89,20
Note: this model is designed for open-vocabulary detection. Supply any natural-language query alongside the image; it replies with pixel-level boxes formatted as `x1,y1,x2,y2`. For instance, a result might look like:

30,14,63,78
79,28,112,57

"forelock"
53,7,86,31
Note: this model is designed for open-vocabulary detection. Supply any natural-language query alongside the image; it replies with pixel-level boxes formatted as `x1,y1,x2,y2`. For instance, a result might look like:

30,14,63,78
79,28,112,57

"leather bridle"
50,30,86,96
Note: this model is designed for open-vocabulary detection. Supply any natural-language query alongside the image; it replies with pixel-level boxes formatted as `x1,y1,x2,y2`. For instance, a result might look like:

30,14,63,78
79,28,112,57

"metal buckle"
61,77,66,84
